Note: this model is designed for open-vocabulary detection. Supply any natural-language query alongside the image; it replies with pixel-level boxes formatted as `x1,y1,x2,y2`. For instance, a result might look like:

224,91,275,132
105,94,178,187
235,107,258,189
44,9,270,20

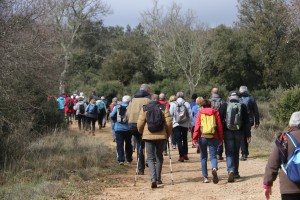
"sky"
103,0,239,28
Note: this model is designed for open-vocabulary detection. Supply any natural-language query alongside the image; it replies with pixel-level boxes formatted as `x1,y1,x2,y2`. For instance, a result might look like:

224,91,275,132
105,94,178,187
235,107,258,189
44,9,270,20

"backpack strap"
287,133,300,148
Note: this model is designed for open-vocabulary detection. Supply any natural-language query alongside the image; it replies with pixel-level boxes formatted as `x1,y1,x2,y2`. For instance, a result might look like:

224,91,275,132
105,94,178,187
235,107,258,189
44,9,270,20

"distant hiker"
170,91,193,162
64,94,74,125
159,93,169,155
110,95,132,165
192,100,223,184
73,96,87,131
96,97,107,130
89,90,97,102
190,93,197,110
219,92,249,182
191,97,205,148
85,98,98,136
238,86,260,161
210,87,225,160
263,111,300,200
127,83,151,175
109,97,118,142
100,96,108,127
137,94,173,188
56,94,65,112
169,95,177,149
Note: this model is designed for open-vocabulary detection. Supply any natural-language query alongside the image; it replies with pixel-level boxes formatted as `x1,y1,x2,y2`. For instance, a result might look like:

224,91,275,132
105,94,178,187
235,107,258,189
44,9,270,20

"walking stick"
167,140,174,185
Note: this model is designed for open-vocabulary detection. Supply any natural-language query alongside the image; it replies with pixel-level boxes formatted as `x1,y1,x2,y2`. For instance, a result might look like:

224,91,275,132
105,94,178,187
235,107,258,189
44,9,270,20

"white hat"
229,91,239,100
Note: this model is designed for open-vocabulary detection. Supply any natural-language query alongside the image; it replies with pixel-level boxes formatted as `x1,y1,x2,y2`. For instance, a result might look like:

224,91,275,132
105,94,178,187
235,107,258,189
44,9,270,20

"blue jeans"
173,126,188,157
111,121,116,139
224,130,243,175
145,140,165,182
115,131,133,162
198,137,218,177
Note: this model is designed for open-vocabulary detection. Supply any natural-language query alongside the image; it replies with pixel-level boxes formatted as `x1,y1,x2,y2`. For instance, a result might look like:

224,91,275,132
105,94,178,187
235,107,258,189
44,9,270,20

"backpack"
279,133,300,183
211,98,222,111
226,102,242,131
174,101,189,123
67,99,73,109
97,101,106,114
200,114,216,138
79,104,85,114
117,105,128,123
145,105,164,132
239,96,252,113
87,104,97,114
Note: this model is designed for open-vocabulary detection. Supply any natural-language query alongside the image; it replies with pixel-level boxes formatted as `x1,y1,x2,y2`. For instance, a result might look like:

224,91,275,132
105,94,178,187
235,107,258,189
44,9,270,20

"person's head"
176,91,184,99
90,98,96,104
112,97,118,103
239,86,248,94
169,95,176,102
78,96,84,101
228,91,239,101
202,99,211,108
289,111,300,128
152,94,159,101
159,93,165,101
140,83,151,93
122,95,131,103
211,88,219,95
196,97,205,106
191,94,197,100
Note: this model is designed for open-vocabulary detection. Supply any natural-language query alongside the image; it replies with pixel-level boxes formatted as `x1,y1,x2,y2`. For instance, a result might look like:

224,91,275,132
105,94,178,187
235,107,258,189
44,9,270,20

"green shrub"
270,85,300,126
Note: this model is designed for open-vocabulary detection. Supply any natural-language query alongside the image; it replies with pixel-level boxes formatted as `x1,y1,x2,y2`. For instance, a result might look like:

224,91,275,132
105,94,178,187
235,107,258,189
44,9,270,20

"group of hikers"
53,83,300,199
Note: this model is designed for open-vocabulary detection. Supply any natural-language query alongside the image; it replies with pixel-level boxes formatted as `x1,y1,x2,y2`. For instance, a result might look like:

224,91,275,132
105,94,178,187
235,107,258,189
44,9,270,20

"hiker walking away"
109,97,118,142
100,96,108,127
56,94,65,112
96,97,107,130
73,96,87,131
64,94,74,125
219,92,250,182
127,84,151,175
190,94,197,110
238,86,260,161
210,87,226,160
89,90,97,102
137,94,173,188
191,97,205,149
159,93,170,156
85,98,98,136
263,111,300,200
169,95,177,149
192,100,223,184
110,95,133,165
170,91,193,162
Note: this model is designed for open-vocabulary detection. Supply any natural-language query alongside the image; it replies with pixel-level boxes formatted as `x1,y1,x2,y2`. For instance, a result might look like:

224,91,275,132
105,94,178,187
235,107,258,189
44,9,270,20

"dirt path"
74,122,280,200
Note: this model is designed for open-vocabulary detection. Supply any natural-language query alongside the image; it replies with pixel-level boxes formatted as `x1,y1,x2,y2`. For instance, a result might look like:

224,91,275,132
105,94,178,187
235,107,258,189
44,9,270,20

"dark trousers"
240,123,252,156
86,117,97,133
281,193,300,200
173,126,188,157
77,115,86,130
115,131,133,162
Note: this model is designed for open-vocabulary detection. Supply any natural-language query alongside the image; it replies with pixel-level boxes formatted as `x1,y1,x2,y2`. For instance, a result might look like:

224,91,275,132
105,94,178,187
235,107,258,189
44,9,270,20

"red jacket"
192,107,223,143
64,97,74,113
159,100,170,109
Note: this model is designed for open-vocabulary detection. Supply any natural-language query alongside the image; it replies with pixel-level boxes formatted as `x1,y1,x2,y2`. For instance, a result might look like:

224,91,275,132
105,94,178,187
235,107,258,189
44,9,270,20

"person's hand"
254,124,259,129
264,188,272,200
247,137,251,144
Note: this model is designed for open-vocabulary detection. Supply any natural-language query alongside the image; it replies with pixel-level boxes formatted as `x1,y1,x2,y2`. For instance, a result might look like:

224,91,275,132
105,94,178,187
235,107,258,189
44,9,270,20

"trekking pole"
134,141,141,186
167,140,174,185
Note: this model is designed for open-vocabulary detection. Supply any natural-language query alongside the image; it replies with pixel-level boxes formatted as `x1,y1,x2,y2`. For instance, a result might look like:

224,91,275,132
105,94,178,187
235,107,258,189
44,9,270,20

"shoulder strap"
287,133,300,148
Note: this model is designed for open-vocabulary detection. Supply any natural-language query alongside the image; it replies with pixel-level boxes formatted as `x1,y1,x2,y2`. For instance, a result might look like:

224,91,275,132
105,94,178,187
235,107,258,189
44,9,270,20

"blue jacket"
110,102,129,132
56,96,65,110
192,105,202,126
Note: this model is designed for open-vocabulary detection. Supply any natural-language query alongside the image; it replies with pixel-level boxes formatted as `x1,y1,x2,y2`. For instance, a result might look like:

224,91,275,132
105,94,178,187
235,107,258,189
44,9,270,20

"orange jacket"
192,107,223,143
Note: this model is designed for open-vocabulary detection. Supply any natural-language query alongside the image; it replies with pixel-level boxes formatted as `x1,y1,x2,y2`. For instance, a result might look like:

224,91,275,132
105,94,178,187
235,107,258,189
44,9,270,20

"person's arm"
110,105,118,118
164,108,173,138
137,108,146,134
252,97,260,128
192,112,201,144
215,111,223,142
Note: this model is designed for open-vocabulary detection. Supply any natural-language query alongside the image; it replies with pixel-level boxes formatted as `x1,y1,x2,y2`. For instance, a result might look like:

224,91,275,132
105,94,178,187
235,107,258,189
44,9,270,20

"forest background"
0,0,300,198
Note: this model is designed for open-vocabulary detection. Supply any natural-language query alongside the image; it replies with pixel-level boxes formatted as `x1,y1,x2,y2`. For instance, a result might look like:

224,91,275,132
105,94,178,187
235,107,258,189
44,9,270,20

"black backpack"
79,104,85,114
117,105,128,123
67,99,73,109
145,104,164,132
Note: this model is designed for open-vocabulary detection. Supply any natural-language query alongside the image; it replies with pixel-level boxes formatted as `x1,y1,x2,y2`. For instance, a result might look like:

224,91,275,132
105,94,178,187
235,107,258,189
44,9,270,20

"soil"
75,122,280,200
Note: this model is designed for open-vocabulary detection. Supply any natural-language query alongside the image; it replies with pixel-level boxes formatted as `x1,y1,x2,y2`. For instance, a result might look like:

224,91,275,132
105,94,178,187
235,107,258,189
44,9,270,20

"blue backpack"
280,133,300,183
239,96,252,113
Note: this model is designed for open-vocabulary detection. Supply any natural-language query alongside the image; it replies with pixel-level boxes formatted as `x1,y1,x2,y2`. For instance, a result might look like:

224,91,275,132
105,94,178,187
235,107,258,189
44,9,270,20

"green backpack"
226,102,242,131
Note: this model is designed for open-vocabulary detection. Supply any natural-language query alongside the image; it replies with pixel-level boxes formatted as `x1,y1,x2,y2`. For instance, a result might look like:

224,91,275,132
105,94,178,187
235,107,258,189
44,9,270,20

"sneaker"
184,154,189,160
240,155,247,161
228,171,234,183
212,169,219,184
203,177,209,183
178,157,185,162
151,182,157,188
234,174,241,179
119,162,124,165
137,171,144,175
156,180,163,185
217,155,224,160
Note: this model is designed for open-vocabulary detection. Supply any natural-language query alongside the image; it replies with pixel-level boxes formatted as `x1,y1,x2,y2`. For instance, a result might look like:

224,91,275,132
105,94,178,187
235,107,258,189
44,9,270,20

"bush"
270,85,300,126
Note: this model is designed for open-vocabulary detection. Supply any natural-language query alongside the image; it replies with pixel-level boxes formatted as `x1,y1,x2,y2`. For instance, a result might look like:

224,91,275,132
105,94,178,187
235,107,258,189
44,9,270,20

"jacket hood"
200,107,216,116
176,97,185,105
134,90,151,98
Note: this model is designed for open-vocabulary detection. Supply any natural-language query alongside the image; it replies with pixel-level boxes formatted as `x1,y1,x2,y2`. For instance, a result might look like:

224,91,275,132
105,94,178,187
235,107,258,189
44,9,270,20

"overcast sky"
103,0,239,28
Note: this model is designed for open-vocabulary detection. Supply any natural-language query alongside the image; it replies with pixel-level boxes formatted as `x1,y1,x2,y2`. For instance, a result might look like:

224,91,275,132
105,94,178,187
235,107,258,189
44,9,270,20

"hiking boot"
212,169,219,184
151,182,157,188
234,174,241,179
203,177,209,183
137,171,144,175
178,157,185,162
217,155,224,160
240,155,247,161
184,154,189,160
156,180,163,185
119,162,124,165
196,146,200,154
228,171,235,183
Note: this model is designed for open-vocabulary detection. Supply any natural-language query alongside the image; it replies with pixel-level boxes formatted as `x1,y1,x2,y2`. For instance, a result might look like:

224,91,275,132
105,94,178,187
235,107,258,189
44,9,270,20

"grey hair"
140,83,150,91
176,91,184,98
122,95,131,103
159,93,165,100
112,97,118,102
289,111,300,128
239,86,248,94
